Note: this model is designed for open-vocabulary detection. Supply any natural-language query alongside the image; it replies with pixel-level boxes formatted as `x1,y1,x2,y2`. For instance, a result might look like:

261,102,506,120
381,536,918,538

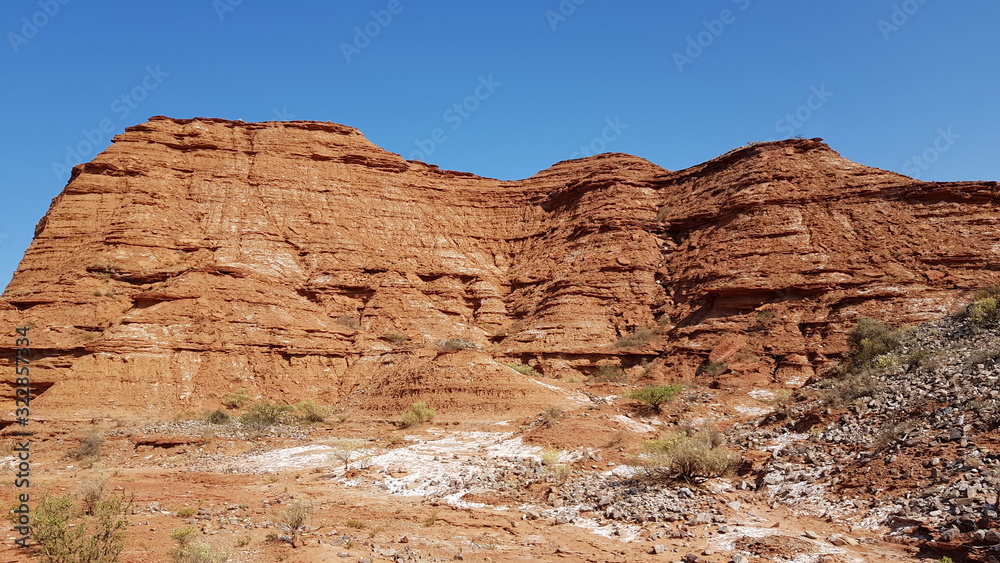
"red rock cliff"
3,117,998,419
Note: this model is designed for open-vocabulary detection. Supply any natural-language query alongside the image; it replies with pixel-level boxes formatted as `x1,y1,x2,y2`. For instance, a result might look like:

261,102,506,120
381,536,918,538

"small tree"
278,497,314,548
627,385,684,412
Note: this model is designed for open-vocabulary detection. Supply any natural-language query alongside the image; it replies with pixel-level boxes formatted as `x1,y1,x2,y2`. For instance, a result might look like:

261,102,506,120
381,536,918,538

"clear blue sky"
2,1,998,289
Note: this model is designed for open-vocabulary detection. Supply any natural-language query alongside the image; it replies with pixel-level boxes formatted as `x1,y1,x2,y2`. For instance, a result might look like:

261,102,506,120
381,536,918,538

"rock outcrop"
2,116,998,419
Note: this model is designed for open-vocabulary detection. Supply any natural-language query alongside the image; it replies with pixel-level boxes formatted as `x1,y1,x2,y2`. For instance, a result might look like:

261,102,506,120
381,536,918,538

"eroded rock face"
2,117,998,418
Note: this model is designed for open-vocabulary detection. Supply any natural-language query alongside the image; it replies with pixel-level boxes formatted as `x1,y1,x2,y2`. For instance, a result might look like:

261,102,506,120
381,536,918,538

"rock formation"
2,116,998,420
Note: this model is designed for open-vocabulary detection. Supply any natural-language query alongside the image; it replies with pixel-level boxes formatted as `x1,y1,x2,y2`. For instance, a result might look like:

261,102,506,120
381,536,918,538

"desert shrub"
33,490,132,563
293,400,331,423
70,431,105,461
591,365,625,383
613,327,656,348
539,448,573,483
538,407,563,428
768,388,793,407
436,338,477,351
278,497,314,547
204,410,231,425
170,525,228,563
698,361,728,377
627,385,684,410
238,401,294,434
379,333,410,344
904,347,934,369
399,401,435,428
78,475,107,516
642,427,738,481
968,296,999,326
329,439,367,469
846,318,904,367
817,369,880,406
223,389,249,410
345,519,366,530
507,362,541,377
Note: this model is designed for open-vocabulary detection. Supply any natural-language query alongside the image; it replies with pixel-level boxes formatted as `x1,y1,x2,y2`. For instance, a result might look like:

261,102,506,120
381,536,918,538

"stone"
652,544,666,554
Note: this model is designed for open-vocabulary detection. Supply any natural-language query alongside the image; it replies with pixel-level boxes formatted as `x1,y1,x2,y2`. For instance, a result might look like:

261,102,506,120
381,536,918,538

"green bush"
293,400,331,423
643,427,738,481
627,385,684,410
33,491,132,563
846,318,903,367
613,327,656,348
968,296,999,326
399,401,436,428
238,401,294,434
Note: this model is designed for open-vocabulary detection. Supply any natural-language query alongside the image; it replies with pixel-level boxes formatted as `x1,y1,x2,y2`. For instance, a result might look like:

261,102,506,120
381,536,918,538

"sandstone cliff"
3,116,998,420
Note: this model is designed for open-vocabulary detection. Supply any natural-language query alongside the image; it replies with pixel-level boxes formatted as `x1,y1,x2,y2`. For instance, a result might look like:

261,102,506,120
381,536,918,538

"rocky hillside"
2,116,999,420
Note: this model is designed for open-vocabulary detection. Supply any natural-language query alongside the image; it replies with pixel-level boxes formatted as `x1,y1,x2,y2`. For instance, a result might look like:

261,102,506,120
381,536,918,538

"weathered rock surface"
2,116,998,418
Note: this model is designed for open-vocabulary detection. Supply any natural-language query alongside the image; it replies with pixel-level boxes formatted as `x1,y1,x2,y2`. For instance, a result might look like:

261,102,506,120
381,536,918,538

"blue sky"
2,1,998,289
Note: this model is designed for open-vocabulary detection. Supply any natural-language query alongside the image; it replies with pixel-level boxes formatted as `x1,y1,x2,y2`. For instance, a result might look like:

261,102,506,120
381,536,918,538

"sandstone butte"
2,116,998,422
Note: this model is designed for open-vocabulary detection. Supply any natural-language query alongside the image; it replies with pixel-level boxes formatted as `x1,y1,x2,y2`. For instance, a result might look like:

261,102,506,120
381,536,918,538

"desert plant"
204,410,231,425
32,490,132,563
698,360,728,377
591,365,625,383
70,431,105,461
642,427,738,481
968,296,999,326
170,525,228,562
238,401,294,435
278,497,314,547
507,362,542,377
613,327,656,348
817,369,880,406
78,475,107,516
846,318,904,367
330,440,367,469
223,389,249,409
345,518,366,530
293,400,331,423
538,407,563,428
436,338,477,351
398,401,435,428
627,384,684,411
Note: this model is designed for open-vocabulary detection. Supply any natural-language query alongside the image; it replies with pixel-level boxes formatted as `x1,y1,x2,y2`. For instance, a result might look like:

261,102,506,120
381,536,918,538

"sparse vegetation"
613,327,656,348
627,384,684,411
507,362,542,377
538,407,563,428
204,410,231,425
817,369,880,406
238,401,294,435
293,400,331,423
330,439,367,469
345,518,367,530
642,426,738,481
436,338,477,351
968,295,999,326
170,525,229,563
278,497,314,547
591,365,625,383
846,318,905,368
398,401,436,428
539,447,573,483
223,389,250,409
69,431,105,462
698,360,728,377
32,490,132,563
78,475,108,516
